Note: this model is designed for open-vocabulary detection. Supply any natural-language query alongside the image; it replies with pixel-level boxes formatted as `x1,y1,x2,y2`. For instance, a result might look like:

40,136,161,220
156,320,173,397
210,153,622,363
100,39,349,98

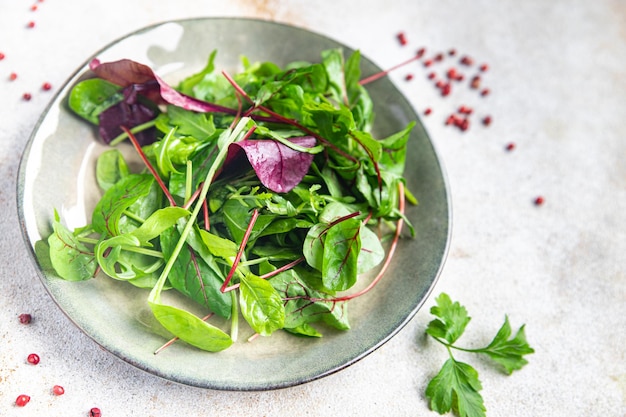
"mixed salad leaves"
42,48,417,352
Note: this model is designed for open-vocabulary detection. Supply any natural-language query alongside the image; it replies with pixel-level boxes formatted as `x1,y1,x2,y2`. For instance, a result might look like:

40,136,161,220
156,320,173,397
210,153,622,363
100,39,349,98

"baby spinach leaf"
96,149,130,191
68,78,123,125
149,302,232,352
239,273,285,336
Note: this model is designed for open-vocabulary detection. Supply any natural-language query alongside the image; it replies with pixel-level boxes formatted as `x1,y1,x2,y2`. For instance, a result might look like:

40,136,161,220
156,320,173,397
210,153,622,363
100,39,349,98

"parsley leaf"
425,293,534,417
425,358,485,417
426,293,471,344
477,316,535,375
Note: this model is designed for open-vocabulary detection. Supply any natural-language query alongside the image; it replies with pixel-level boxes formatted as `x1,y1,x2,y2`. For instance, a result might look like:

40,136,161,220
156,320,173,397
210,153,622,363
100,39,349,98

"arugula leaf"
425,293,534,417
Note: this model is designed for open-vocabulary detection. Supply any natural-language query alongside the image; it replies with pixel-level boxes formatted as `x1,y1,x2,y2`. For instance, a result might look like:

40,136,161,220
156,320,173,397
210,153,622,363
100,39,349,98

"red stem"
221,71,359,166
359,54,422,86
222,257,305,293
122,126,177,207
220,208,260,292
312,182,406,302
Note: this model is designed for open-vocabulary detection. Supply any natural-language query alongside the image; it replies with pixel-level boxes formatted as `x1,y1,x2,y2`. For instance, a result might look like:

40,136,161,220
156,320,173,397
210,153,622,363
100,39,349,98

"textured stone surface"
1,0,625,416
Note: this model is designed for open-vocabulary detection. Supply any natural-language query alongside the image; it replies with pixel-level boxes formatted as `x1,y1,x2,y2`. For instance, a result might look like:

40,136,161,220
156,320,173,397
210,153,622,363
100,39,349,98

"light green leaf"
149,302,232,352
239,274,285,336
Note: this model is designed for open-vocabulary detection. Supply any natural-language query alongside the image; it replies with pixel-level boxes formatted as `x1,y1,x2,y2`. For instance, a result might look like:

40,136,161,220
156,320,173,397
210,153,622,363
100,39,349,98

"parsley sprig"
425,293,534,417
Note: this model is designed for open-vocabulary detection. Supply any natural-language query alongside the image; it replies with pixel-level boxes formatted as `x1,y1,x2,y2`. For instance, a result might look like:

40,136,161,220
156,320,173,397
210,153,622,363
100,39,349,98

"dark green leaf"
68,78,123,124
161,227,232,318
322,217,361,291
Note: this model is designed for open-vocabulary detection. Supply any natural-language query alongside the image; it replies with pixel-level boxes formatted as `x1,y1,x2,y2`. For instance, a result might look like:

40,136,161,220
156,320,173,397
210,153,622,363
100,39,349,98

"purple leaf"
89,58,235,114
223,136,317,193
98,98,157,145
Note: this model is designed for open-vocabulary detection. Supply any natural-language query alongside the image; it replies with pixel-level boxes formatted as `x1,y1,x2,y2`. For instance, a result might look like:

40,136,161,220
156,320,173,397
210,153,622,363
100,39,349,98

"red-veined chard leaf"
239,273,285,336
322,217,361,292
160,227,232,319
270,268,350,336
220,198,276,245
47,210,97,281
222,136,317,193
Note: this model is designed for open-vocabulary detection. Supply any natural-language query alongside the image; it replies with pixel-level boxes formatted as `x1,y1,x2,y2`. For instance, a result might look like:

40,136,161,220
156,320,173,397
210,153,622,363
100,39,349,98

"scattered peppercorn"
397,32,408,46
23,92,32,101
19,313,32,324
505,142,516,151
42,82,52,91
481,88,490,97
90,407,102,417
424,108,432,116
534,196,545,206
27,353,40,365
9,72,18,81
460,55,473,66
482,115,492,126
479,63,489,72
15,395,31,407
0,52,5,60
52,385,65,396
27,21,35,28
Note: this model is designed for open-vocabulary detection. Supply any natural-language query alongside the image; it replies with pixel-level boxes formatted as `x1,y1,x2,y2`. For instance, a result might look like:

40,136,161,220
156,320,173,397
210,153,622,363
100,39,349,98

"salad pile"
44,48,416,352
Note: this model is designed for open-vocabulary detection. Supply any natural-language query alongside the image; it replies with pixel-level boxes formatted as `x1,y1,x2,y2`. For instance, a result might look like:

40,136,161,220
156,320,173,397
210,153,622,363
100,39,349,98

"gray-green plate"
17,17,450,391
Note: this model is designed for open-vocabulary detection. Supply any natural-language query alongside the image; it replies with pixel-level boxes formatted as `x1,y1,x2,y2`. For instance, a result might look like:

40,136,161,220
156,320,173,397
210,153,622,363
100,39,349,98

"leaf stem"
220,208,260,292
122,126,177,207
148,118,251,304
109,120,156,146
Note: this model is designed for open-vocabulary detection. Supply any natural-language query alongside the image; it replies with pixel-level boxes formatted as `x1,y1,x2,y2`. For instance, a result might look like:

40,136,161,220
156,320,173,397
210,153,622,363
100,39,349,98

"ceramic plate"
17,17,450,390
